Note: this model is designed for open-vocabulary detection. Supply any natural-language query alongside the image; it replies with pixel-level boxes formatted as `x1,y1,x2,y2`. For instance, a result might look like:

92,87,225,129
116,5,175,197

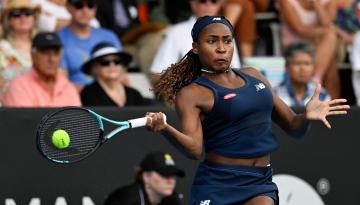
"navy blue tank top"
193,69,278,158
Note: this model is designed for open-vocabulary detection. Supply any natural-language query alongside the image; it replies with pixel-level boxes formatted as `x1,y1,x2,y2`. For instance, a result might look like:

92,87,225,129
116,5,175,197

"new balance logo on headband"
212,17,221,21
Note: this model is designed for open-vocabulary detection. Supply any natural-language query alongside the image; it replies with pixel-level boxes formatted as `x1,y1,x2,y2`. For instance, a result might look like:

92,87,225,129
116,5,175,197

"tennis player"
146,15,349,205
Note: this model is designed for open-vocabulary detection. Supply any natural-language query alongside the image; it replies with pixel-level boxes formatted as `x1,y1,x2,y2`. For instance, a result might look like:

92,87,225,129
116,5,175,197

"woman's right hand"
146,112,168,132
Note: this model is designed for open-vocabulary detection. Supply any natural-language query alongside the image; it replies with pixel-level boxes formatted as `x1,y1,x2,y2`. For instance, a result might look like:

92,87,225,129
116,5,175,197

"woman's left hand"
306,84,350,128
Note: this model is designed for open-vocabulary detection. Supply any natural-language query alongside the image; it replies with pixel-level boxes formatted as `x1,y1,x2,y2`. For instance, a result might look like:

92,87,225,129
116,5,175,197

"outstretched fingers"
327,110,348,116
311,83,322,100
322,117,332,129
328,98,348,105
327,99,350,116
329,104,350,111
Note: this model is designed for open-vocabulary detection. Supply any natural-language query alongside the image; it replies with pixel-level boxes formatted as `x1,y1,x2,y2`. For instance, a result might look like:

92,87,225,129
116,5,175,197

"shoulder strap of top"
193,76,218,91
233,68,257,83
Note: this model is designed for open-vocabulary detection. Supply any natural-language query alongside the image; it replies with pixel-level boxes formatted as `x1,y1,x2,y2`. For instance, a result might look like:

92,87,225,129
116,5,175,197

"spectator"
335,0,360,106
222,0,269,57
96,0,169,40
104,151,184,205
97,0,170,74
275,42,330,107
2,32,81,107
95,0,140,40
0,0,40,101
164,0,192,23
335,0,360,47
149,0,241,85
278,0,340,99
58,0,122,91
32,0,99,32
81,42,156,107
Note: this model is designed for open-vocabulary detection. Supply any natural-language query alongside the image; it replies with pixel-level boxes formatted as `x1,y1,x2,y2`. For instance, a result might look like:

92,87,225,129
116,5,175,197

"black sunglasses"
195,0,219,4
71,0,96,9
8,9,35,18
98,59,122,66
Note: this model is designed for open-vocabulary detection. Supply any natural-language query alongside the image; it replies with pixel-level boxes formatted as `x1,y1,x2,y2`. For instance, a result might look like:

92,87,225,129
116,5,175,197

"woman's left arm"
243,68,350,136
273,83,350,139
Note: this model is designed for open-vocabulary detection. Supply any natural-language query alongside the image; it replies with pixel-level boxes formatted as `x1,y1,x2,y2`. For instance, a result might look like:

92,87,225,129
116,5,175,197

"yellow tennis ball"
52,129,70,149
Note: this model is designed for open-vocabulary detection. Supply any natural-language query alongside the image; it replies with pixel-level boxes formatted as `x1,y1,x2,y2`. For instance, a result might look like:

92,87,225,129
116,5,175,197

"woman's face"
193,23,234,72
8,8,35,33
287,52,315,84
143,171,177,197
92,54,125,81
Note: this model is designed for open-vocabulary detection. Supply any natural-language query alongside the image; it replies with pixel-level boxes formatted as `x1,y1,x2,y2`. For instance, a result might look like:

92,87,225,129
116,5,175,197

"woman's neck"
9,32,32,61
201,67,230,74
145,185,163,205
9,32,31,43
98,78,121,89
98,78,126,107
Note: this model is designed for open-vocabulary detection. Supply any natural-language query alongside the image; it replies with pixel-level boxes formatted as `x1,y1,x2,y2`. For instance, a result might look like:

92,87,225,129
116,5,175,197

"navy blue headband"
191,15,234,42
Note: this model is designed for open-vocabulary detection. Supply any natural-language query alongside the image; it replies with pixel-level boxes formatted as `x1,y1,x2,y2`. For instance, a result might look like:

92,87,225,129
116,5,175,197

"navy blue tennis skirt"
188,161,279,205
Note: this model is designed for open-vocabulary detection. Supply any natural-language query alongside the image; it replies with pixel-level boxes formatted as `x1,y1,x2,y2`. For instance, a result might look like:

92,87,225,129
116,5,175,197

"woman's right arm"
146,85,204,159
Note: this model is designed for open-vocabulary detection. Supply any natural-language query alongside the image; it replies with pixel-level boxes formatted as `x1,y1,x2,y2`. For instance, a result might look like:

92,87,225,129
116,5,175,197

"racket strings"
38,109,101,163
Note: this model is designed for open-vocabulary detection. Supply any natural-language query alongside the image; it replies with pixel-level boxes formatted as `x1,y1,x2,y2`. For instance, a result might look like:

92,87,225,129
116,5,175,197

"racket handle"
128,113,167,128
129,117,148,128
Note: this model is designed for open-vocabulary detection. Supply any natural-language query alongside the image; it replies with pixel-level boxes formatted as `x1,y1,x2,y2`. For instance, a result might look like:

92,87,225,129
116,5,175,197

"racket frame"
36,107,152,164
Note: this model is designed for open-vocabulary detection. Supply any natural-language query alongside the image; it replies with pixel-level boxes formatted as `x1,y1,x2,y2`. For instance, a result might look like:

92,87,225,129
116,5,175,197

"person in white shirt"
32,0,99,32
149,0,241,85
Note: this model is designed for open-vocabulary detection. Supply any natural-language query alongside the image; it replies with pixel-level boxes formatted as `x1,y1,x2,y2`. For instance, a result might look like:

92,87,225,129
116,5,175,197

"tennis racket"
36,107,166,164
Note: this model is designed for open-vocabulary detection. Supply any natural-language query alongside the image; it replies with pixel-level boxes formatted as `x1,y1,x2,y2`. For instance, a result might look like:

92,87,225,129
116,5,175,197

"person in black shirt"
104,151,185,205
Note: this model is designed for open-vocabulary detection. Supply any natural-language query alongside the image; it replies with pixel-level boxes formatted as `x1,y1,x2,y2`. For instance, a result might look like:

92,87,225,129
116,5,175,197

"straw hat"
1,0,41,23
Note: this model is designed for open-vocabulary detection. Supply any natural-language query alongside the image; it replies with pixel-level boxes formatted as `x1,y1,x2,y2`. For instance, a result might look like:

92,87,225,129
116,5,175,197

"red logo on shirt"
223,93,237,100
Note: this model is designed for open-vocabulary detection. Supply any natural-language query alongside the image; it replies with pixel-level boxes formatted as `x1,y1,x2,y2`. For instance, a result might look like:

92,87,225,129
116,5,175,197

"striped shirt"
274,79,330,107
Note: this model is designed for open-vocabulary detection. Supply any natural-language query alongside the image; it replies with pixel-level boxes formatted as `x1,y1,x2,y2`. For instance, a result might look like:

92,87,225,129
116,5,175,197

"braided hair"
153,50,202,106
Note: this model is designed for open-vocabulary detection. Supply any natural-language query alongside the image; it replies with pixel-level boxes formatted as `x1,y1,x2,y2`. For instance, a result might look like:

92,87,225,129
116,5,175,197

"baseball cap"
140,152,185,178
32,32,62,49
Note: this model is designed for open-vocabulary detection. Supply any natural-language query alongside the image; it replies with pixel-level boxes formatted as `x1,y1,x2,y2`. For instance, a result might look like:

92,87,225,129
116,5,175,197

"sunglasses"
98,59,122,66
194,0,219,4
71,0,96,10
8,9,34,18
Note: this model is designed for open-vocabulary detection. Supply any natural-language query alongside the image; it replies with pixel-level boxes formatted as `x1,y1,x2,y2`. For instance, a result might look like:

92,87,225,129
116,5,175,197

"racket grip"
128,113,167,128
129,117,148,128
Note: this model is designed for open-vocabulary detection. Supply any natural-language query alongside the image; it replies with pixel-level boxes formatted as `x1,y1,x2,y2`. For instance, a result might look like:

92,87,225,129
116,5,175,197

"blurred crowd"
0,0,360,108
